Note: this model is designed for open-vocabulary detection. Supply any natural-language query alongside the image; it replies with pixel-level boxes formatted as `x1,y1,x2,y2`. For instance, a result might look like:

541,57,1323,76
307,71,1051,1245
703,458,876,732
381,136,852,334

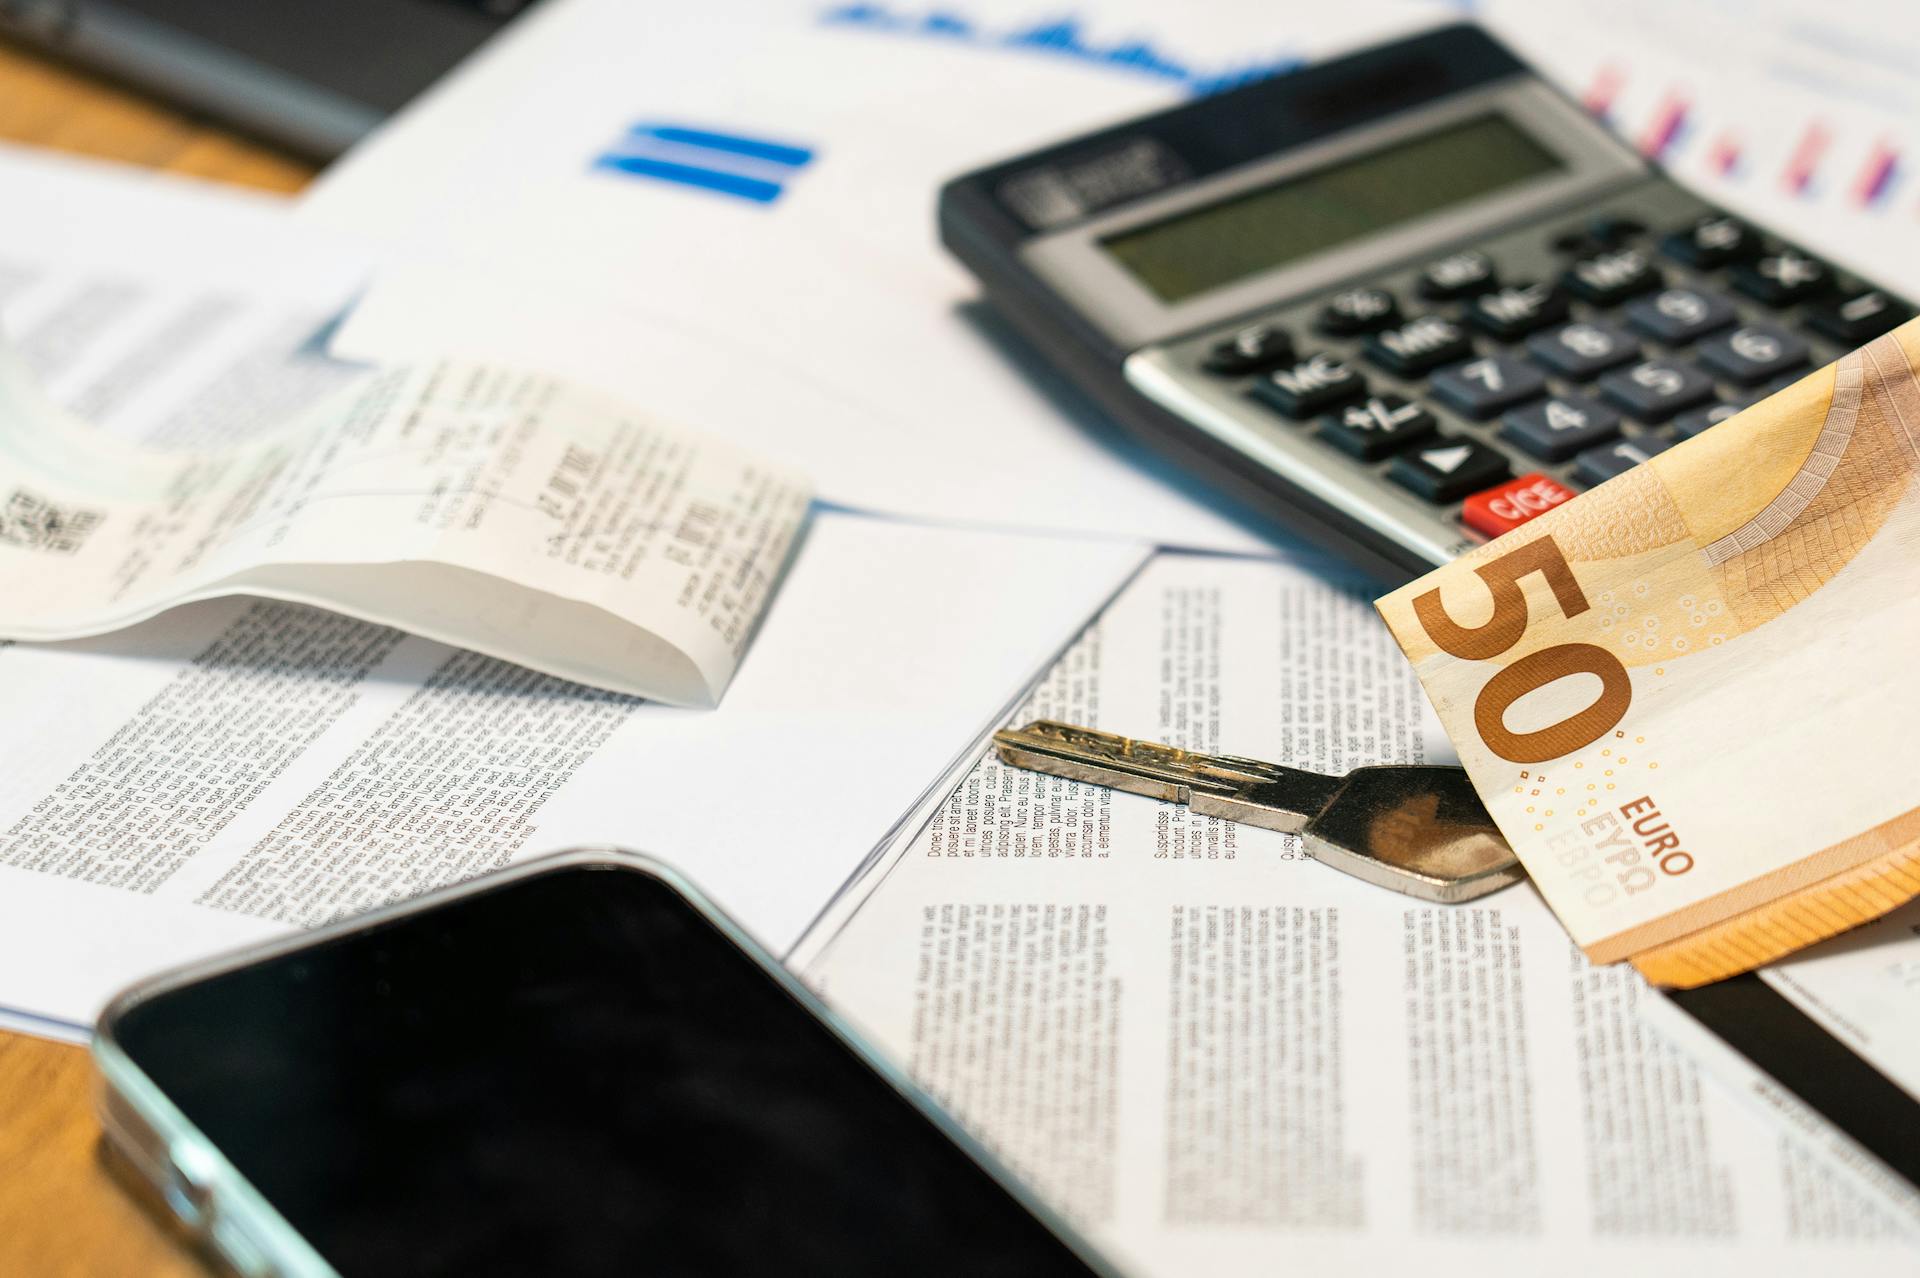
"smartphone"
93,849,1116,1278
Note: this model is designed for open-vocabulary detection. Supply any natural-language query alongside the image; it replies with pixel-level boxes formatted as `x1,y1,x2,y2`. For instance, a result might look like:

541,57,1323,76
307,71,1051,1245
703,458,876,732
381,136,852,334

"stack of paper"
0,143,1150,1036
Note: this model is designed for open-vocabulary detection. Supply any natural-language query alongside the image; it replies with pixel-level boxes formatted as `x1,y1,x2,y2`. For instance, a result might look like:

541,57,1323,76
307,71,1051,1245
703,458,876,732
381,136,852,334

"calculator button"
1388,436,1511,503
1248,353,1366,418
1418,250,1498,300
1361,315,1474,376
1466,283,1569,340
1660,214,1760,268
1673,403,1741,439
1624,287,1737,345
1526,321,1638,379
1499,395,1622,462
1462,472,1577,537
1730,251,1833,306
1598,359,1716,421
1430,355,1548,419
1587,214,1646,244
1561,248,1662,306
1804,290,1912,344
1574,436,1672,485
1695,323,1810,385
1317,287,1400,336
1318,394,1436,461
1203,323,1293,375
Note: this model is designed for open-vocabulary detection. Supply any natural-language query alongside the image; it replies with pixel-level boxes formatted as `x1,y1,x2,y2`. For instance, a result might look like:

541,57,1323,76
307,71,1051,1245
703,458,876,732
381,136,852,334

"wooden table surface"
0,37,317,1276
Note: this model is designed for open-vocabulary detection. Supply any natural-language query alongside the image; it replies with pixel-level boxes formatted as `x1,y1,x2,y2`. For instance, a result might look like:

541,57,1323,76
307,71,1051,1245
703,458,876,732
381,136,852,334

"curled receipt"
0,350,811,705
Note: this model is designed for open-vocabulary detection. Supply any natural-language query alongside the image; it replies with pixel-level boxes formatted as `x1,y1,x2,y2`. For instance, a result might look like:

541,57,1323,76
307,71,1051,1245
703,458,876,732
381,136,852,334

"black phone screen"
110,861,1099,1277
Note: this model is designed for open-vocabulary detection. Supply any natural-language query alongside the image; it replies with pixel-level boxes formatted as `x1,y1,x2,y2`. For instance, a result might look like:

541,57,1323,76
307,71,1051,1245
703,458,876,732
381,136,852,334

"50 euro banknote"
1377,319,1920,987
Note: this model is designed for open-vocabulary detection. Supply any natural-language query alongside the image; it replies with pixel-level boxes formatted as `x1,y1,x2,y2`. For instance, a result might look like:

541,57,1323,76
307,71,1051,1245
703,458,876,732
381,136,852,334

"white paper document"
0,140,368,450
302,0,1436,552
800,553,1920,1274
0,346,811,705
0,512,1148,1039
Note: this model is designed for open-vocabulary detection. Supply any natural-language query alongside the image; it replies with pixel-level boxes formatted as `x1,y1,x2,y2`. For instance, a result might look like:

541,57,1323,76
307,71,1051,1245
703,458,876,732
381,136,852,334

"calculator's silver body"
941,24,1903,580
1023,78,1855,570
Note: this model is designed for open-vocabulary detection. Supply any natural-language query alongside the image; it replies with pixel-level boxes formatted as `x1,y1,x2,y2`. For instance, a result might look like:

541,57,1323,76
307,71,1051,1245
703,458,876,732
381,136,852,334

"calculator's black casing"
937,24,1894,584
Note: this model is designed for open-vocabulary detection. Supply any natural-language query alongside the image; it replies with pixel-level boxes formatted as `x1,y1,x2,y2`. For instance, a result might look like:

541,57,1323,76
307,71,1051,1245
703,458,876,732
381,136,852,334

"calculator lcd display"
1100,113,1564,303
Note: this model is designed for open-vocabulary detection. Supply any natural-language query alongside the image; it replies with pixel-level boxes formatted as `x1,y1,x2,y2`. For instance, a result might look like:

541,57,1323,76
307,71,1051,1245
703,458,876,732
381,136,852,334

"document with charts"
799,552,1920,1276
302,0,1440,552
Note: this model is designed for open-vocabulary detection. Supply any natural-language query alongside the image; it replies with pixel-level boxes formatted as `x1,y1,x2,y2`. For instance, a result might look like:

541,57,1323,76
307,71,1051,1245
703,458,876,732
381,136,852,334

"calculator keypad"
1147,181,1913,561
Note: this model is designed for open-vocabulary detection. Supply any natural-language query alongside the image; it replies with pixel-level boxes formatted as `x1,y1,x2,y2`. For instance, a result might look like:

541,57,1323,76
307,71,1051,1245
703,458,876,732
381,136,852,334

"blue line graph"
819,5,1302,97
594,123,817,204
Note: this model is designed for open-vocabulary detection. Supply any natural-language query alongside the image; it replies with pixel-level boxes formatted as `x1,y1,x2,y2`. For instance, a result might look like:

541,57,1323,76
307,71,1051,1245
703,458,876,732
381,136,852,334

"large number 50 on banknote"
1378,321,1920,987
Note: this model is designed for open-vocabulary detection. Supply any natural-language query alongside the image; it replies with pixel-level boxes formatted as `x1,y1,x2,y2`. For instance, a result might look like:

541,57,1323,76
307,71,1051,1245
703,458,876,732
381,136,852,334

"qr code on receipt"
0,488,103,554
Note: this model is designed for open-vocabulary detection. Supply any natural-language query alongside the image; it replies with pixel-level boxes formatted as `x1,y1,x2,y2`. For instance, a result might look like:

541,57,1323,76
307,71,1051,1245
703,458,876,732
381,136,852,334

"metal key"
992,721,1522,903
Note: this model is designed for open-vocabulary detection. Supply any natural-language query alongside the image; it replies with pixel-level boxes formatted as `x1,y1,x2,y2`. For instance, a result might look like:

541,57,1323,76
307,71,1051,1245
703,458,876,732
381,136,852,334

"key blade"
1189,776,1342,835
992,721,1339,828
992,721,1236,802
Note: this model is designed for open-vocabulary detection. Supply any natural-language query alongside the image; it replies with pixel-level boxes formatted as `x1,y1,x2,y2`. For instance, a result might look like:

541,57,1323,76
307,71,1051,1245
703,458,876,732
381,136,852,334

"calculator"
939,24,1914,582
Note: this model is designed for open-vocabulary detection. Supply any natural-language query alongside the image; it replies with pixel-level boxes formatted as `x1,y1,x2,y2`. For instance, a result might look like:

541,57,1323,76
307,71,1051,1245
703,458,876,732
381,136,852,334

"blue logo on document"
593,125,817,204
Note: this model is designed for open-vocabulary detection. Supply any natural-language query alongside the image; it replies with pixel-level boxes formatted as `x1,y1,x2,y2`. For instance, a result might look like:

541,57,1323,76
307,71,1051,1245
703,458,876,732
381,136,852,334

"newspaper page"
801,552,1920,1276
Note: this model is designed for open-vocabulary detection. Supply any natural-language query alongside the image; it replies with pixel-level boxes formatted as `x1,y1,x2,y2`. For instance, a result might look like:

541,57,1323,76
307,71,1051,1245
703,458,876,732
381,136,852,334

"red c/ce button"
1462,472,1577,537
